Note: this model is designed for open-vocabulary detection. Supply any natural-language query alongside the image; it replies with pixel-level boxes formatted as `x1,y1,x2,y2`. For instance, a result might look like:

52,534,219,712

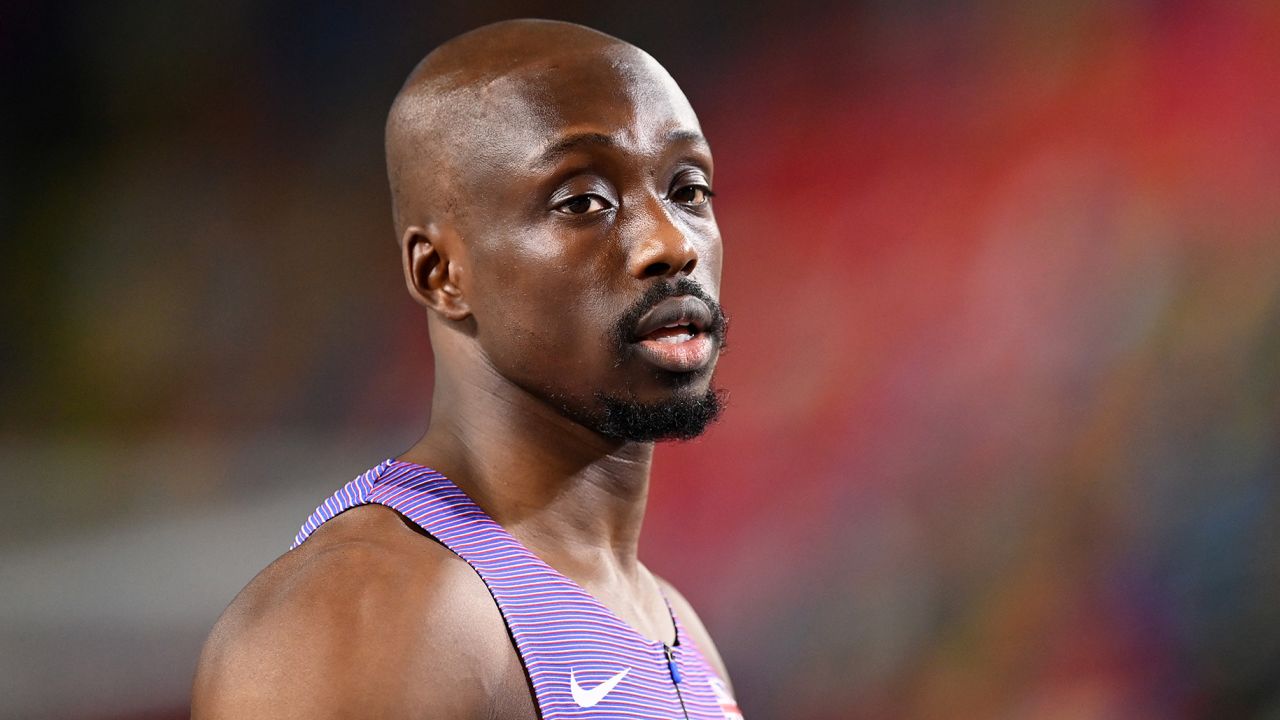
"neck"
398,353,655,583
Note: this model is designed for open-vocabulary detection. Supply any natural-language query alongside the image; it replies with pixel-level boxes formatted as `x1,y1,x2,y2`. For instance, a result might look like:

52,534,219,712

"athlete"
192,19,743,719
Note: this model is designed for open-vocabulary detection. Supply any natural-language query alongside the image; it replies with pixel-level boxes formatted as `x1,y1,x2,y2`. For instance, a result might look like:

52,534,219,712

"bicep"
193,621,508,720
191,614,376,719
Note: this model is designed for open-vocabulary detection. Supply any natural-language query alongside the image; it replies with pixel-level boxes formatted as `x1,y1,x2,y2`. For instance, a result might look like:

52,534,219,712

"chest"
479,642,740,720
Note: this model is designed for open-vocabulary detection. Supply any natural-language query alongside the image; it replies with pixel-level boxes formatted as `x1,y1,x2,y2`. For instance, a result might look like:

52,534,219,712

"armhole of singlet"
661,591,684,647
364,499,549,720
659,585,732,688
294,498,547,718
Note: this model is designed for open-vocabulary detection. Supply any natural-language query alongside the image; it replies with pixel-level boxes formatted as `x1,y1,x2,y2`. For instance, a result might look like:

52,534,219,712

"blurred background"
3,1,1279,718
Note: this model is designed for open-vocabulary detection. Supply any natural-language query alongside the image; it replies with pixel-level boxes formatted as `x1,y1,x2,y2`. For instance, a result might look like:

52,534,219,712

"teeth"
655,331,694,344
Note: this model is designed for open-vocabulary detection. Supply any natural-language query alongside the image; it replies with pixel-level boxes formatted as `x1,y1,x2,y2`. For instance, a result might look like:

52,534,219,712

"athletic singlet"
292,459,745,719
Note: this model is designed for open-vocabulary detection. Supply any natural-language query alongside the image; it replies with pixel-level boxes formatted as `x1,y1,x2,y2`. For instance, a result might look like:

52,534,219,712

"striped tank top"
293,459,744,719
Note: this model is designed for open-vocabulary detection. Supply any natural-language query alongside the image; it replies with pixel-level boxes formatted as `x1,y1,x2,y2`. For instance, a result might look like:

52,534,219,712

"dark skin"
192,19,731,719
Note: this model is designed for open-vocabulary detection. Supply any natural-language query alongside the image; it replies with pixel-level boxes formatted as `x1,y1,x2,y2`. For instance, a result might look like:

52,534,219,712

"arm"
192,505,522,719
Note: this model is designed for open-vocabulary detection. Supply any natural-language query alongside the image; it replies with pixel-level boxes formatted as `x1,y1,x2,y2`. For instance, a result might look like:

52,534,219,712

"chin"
590,385,726,443
660,364,717,388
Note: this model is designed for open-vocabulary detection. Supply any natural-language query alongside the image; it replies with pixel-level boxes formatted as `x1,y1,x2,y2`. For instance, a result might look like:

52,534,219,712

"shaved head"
386,19,683,236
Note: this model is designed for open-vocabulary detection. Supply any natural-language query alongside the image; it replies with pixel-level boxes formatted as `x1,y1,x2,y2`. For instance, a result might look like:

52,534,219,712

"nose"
627,201,699,279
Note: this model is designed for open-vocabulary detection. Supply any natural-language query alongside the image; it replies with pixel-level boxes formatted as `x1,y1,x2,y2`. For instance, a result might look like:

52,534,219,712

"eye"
671,184,715,206
555,194,612,215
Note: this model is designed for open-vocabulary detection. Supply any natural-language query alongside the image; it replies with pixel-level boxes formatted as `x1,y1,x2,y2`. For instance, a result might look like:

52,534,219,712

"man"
192,18,743,719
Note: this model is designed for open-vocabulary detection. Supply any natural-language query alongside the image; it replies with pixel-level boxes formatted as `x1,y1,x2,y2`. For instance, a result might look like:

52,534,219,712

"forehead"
471,48,705,165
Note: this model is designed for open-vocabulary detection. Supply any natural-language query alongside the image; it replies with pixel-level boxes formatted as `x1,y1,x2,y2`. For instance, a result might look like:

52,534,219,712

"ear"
401,223,471,320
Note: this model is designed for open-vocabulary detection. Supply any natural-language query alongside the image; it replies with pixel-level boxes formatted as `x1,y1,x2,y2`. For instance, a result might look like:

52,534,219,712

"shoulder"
192,503,530,720
653,573,736,694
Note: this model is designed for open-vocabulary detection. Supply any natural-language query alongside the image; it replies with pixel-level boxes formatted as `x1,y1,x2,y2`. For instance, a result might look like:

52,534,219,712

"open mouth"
631,296,716,372
642,322,698,344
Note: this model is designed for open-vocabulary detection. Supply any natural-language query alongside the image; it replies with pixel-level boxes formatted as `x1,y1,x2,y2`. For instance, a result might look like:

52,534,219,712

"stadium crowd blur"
3,1,1278,718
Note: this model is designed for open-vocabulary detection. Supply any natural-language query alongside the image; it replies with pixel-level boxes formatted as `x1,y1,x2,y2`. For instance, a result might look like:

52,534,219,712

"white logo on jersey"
570,667,630,708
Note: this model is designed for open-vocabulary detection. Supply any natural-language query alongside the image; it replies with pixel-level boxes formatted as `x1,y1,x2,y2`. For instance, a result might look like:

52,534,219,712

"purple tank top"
293,459,744,719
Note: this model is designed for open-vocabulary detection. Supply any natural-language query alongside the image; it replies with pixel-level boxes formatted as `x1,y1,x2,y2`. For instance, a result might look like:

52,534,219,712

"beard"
575,278,729,442
590,386,726,442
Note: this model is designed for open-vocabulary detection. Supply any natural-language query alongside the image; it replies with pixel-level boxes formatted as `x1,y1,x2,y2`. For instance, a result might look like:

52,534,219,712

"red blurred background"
3,1,1279,718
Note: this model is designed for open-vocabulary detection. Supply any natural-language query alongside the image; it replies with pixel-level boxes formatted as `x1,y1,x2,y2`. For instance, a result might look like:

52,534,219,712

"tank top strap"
293,459,737,719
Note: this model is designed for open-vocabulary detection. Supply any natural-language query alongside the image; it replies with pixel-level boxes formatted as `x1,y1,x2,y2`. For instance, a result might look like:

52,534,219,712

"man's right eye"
555,195,611,215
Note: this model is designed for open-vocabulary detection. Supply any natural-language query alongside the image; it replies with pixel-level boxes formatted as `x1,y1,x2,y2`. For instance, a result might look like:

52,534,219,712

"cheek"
468,249,619,385
700,240,724,286
689,229,724,298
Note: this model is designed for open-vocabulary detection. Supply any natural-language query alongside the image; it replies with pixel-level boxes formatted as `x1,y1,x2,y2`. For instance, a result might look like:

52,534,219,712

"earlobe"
401,224,471,320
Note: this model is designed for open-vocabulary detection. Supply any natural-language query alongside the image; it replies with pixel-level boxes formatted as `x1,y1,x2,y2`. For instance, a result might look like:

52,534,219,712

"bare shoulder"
653,573,735,693
192,504,533,720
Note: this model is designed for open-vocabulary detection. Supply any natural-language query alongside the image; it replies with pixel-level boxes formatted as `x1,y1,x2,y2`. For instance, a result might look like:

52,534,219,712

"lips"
632,296,712,340
630,296,716,372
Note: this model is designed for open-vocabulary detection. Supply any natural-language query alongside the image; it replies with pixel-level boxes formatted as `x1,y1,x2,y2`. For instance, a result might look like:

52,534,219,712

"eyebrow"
532,128,709,167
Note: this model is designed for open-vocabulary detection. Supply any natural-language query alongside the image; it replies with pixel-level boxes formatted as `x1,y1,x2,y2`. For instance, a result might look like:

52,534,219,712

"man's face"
453,48,726,441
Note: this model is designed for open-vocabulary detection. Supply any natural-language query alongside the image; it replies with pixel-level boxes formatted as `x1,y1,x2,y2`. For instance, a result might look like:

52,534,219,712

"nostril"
643,261,671,278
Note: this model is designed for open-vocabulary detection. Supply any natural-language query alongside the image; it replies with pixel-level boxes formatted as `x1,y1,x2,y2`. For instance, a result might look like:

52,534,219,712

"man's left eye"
672,185,714,206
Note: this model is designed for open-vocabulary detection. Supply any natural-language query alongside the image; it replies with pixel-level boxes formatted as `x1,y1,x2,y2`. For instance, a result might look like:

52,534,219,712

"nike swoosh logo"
570,667,630,708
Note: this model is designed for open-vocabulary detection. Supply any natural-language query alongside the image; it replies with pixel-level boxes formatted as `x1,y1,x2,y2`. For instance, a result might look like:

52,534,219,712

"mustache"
610,278,729,351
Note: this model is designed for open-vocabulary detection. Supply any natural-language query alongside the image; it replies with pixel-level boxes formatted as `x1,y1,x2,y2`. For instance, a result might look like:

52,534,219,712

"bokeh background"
4,1,1279,718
